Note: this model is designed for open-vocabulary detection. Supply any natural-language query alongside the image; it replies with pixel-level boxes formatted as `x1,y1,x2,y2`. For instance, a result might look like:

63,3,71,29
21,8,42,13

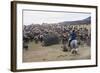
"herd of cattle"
23,24,91,53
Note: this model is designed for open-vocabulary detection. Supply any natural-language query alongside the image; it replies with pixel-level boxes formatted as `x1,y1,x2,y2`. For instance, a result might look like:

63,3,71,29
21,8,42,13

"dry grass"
23,41,91,62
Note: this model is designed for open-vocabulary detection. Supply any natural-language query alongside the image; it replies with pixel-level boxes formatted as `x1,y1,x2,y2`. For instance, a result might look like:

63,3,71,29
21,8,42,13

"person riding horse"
69,30,78,54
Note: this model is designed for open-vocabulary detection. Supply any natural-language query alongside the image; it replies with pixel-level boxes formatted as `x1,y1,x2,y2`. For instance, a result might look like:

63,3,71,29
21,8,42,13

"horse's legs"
71,48,78,55
70,40,78,55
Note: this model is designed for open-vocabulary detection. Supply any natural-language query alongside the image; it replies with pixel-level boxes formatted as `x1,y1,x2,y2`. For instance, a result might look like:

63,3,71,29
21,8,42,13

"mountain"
59,16,91,25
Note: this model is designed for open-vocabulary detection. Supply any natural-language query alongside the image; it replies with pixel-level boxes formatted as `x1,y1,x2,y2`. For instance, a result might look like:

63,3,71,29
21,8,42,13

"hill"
59,16,91,25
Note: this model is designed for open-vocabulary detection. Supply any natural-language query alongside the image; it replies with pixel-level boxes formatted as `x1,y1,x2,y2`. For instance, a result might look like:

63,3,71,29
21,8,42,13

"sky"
23,10,91,25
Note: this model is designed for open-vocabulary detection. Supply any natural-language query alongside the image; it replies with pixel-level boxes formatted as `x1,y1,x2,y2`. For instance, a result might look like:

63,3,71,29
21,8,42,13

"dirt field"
23,41,91,62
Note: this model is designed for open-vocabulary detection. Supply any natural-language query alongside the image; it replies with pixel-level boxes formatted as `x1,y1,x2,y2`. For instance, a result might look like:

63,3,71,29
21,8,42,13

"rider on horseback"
68,30,77,47
69,30,78,54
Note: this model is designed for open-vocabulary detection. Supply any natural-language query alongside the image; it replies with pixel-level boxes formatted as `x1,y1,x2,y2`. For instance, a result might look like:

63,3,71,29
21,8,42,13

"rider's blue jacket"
70,32,77,41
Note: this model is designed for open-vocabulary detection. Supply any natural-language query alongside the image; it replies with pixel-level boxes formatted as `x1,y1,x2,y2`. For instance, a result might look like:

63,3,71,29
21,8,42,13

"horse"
68,30,79,55
70,39,78,55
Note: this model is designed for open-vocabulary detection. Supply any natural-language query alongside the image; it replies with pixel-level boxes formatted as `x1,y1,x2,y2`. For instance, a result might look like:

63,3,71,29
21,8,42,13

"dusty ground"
23,41,91,62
